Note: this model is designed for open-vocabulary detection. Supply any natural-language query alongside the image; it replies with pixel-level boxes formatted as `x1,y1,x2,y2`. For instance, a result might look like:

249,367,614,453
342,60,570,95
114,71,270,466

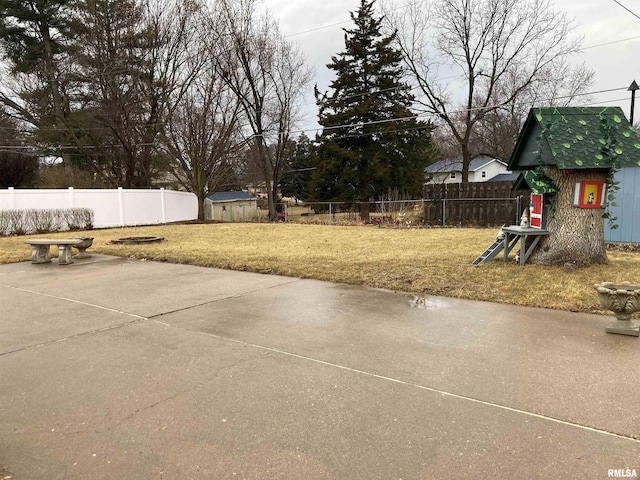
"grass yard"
1,223,639,315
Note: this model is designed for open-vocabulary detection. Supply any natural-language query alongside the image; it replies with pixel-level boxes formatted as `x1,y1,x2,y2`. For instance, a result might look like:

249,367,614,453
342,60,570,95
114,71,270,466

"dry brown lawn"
1,223,638,314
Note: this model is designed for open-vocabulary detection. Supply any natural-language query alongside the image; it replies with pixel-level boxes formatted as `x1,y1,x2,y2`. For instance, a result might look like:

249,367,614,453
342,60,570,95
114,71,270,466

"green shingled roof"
508,106,640,170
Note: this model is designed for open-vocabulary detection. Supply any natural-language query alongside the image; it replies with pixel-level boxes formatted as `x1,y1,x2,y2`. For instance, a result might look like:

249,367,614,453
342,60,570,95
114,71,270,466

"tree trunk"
358,202,371,223
40,23,72,172
271,182,280,219
461,146,471,183
197,195,206,221
265,178,276,220
530,167,609,267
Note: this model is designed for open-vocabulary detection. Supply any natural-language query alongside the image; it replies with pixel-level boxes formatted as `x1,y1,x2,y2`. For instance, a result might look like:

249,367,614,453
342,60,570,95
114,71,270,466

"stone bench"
24,239,83,265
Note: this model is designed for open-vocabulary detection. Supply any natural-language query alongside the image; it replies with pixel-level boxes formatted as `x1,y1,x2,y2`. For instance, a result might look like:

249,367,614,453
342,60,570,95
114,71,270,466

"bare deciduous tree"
0,0,311,197
386,0,592,179
70,0,204,188
470,62,595,161
215,0,312,219
161,25,242,219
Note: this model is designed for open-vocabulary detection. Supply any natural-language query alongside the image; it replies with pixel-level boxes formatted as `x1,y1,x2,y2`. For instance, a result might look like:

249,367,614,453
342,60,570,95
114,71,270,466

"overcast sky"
262,0,640,134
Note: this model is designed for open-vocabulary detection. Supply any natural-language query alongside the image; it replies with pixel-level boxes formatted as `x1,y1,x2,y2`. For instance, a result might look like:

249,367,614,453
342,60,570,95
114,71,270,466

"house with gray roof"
425,156,510,184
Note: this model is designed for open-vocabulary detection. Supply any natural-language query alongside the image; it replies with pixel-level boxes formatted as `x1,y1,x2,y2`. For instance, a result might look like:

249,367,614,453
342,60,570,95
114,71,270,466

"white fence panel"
73,189,121,227
164,190,198,223
122,189,163,226
0,189,74,210
0,187,197,228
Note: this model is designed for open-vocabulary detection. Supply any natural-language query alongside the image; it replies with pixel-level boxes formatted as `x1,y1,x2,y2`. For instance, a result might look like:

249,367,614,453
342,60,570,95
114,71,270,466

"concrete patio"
0,255,638,479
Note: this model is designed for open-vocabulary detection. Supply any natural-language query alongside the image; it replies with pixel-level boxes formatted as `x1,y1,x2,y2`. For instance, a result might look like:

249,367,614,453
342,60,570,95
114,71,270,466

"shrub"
79,208,94,230
0,208,94,235
27,209,61,234
0,211,8,236
63,208,93,230
7,210,27,235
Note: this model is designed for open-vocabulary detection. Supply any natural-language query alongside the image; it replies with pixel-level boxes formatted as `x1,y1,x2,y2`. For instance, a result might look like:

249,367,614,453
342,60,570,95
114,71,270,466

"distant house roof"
206,191,257,202
508,106,640,171
425,156,505,173
488,172,520,182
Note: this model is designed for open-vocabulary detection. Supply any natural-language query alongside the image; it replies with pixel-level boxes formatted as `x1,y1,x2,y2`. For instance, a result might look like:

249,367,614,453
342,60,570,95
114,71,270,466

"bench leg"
57,245,74,265
31,245,51,264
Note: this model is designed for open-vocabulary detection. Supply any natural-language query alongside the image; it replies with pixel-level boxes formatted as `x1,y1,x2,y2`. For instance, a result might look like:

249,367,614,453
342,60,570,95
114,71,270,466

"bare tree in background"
1,0,204,188
385,0,593,180
69,0,204,188
470,62,594,162
215,0,312,219
0,0,310,196
161,14,242,220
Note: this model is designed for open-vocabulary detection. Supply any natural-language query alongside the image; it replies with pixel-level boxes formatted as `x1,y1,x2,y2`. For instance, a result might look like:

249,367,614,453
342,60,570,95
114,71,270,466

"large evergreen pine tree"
312,0,436,213
0,0,75,170
0,0,73,74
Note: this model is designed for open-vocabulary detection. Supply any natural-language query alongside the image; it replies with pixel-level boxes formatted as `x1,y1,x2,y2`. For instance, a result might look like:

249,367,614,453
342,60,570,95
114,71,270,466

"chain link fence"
258,200,425,226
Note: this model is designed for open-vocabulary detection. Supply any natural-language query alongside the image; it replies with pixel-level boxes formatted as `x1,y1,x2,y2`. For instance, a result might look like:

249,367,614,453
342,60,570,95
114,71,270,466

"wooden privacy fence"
423,181,530,227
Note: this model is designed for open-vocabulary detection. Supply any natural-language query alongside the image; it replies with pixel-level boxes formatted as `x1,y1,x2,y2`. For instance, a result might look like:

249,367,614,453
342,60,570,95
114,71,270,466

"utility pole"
628,80,639,124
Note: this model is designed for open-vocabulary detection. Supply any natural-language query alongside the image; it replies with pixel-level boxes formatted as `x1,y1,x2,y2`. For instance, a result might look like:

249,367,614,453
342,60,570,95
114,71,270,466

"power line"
2,0,638,146
1,83,630,149
282,166,317,173
318,123,435,142
586,96,629,105
611,0,640,22
300,21,640,109
1,5,637,136
303,72,463,108
2,85,629,150
284,19,353,38
582,34,640,50
282,0,427,38
280,0,640,52
288,85,631,138
0,142,156,150
294,32,636,110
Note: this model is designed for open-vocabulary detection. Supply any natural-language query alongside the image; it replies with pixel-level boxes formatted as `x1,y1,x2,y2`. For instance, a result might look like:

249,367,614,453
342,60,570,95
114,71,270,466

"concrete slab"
1,321,638,480
0,285,141,354
160,280,640,439
0,258,638,479
1,256,296,317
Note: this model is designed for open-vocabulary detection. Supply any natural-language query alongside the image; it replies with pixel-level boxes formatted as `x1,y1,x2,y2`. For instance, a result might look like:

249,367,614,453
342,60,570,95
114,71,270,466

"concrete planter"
594,281,640,336
70,237,94,259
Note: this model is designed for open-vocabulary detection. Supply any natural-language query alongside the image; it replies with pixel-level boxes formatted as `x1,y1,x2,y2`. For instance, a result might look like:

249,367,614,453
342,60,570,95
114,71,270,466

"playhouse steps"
472,238,505,265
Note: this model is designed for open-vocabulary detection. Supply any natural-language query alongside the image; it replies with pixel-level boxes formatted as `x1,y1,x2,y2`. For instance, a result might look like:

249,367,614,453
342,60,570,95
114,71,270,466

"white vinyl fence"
0,187,198,228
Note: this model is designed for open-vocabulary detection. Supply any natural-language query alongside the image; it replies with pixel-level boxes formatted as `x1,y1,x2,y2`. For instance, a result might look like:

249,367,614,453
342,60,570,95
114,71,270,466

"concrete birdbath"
593,282,640,336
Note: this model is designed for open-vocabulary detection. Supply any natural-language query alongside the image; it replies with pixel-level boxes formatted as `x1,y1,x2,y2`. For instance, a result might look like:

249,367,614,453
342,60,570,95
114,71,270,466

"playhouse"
473,106,640,266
